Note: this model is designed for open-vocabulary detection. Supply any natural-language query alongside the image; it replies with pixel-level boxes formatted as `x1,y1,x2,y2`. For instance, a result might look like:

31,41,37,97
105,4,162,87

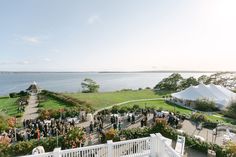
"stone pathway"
21,94,39,121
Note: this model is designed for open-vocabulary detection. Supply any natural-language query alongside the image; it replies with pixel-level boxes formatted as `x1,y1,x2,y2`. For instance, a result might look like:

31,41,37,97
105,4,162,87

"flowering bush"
106,128,118,141
64,127,86,149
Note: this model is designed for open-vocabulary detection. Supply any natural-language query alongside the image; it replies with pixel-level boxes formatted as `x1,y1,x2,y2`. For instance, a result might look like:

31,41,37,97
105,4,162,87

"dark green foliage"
0,136,64,157
81,78,100,93
9,91,28,98
111,105,119,114
180,77,199,90
154,73,183,91
195,99,217,111
198,75,211,84
0,127,86,156
226,101,236,119
0,112,9,132
191,113,208,122
41,90,94,112
132,104,140,111
119,122,228,157
38,107,83,120
9,92,18,98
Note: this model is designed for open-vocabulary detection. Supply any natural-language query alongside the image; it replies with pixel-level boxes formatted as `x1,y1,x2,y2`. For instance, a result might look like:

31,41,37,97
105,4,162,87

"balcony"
22,133,181,157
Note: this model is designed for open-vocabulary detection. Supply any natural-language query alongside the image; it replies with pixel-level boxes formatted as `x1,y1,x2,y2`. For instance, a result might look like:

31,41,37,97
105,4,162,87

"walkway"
21,93,39,121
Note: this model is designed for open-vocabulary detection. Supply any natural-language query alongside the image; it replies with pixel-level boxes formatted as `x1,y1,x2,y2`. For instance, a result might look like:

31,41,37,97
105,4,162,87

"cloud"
16,60,31,65
0,61,11,65
50,49,60,53
0,60,31,65
43,58,51,62
88,15,101,24
21,36,40,44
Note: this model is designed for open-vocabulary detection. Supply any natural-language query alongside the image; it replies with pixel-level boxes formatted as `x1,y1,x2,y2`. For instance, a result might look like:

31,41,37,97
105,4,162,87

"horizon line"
0,70,234,73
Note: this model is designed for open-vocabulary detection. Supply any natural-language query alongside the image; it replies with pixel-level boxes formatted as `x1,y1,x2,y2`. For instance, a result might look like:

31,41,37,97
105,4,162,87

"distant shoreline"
0,70,232,74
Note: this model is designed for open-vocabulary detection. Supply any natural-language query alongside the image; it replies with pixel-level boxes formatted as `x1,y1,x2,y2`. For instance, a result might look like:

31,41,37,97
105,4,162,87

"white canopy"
171,84,236,109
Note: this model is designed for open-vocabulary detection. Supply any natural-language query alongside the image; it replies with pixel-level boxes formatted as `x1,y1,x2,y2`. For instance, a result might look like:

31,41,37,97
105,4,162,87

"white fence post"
150,134,157,157
156,133,162,157
107,140,113,157
53,147,61,157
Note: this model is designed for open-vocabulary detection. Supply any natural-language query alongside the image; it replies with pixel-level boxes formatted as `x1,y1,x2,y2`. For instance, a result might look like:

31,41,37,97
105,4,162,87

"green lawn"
39,97,71,110
0,97,18,116
66,89,162,109
118,100,236,125
119,99,192,115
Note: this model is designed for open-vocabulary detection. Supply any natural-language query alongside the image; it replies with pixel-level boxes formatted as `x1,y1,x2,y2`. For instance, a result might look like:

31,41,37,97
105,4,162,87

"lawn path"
21,94,39,121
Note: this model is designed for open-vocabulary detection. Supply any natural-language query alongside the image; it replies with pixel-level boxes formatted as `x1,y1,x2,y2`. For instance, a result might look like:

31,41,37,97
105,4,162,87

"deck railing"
20,133,181,157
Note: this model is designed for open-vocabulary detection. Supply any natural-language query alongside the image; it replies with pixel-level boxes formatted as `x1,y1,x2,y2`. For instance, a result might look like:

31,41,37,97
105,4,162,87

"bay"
0,72,211,96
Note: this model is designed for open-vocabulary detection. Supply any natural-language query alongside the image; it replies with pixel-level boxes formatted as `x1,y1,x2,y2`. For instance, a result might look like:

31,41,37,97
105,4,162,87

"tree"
198,75,210,84
81,78,100,93
226,101,236,119
154,73,183,91
180,77,199,90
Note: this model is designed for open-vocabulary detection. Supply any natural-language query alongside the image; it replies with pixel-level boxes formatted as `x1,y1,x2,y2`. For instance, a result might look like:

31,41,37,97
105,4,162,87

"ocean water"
0,72,211,96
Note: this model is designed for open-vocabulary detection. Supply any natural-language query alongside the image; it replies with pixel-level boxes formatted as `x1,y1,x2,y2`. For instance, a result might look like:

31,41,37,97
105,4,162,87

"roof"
26,82,39,91
171,84,236,109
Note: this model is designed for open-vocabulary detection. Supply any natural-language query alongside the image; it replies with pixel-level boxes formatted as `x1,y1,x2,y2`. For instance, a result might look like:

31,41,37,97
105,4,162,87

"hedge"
119,121,229,157
0,136,64,157
40,90,94,112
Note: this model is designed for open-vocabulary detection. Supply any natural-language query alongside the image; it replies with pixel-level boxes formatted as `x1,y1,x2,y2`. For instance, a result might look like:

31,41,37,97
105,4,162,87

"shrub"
0,112,9,132
225,100,236,119
9,92,18,98
195,99,217,111
111,105,119,114
41,90,94,113
225,142,236,156
106,128,118,141
119,121,227,157
64,127,86,149
119,106,128,114
132,104,140,111
191,113,208,122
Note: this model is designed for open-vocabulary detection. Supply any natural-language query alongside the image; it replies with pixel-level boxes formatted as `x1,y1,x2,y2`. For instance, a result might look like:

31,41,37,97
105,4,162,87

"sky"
0,0,236,72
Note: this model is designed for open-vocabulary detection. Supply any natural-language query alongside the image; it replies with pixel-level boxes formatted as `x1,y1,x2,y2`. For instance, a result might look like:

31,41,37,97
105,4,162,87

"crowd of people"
1,118,77,143
0,108,183,146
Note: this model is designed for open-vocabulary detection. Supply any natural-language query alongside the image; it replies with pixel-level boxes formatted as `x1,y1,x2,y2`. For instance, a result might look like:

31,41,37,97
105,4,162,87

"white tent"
171,84,236,109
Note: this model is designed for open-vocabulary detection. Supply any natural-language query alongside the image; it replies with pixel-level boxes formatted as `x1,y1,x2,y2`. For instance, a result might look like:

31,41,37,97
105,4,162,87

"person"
141,119,144,127
113,123,117,130
127,114,131,122
118,121,122,130
23,119,26,128
89,121,94,133
88,134,93,146
132,114,135,124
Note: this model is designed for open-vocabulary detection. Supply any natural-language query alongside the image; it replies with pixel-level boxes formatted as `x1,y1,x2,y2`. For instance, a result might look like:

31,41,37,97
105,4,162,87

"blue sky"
0,0,236,71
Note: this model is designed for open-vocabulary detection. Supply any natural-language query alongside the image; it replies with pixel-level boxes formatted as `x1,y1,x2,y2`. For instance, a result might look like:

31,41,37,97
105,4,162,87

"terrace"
21,133,181,157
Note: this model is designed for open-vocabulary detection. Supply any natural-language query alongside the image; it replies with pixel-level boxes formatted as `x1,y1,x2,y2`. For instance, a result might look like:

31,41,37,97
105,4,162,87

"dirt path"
21,94,39,121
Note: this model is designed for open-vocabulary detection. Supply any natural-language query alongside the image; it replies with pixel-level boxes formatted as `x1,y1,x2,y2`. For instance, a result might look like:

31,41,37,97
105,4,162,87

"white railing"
60,144,108,157
20,152,54,157
111,137,150,157
20,133,181,157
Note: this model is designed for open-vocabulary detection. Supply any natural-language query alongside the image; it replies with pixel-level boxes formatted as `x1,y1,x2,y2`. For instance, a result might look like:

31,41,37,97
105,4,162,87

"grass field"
0,97,18,116
39,97,71,110
119,100,236,125
66,89,162,109
119,99,192,115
